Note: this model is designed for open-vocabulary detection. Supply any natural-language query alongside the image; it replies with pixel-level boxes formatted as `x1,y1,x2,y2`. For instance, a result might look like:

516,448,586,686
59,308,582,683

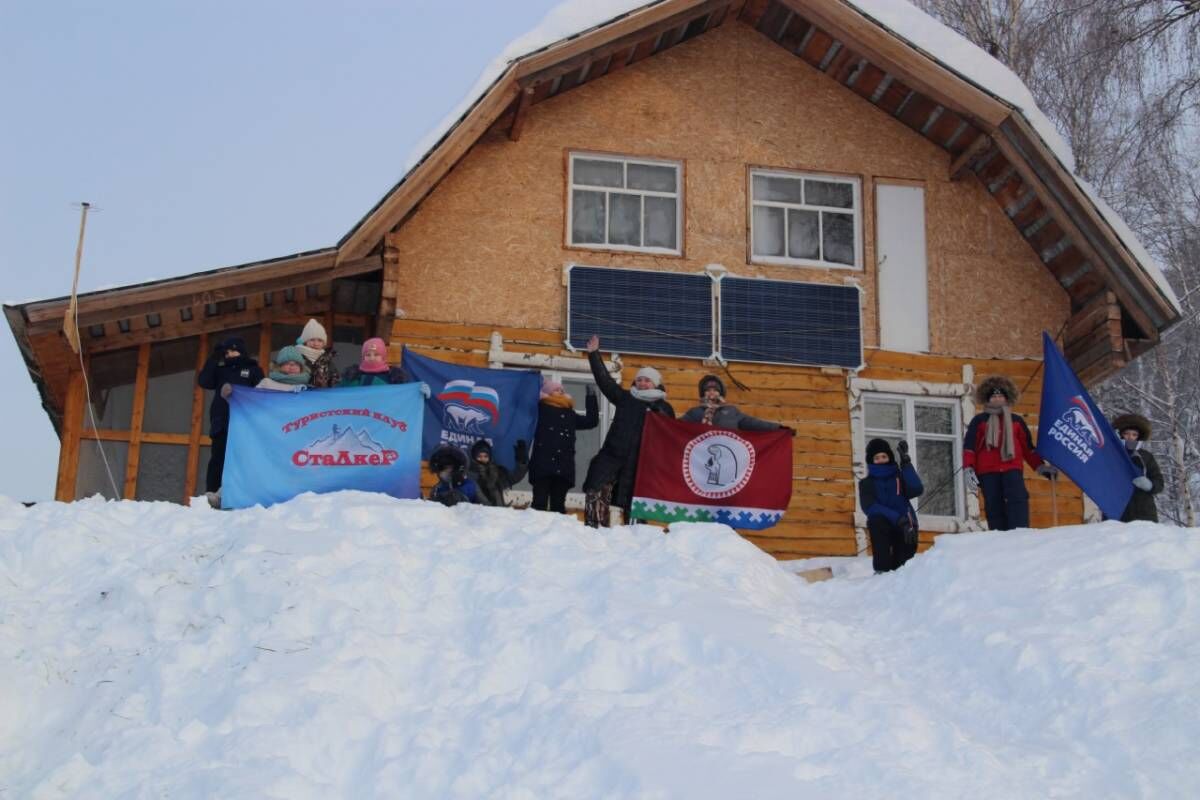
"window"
568,153,682,254
863,394,962,518
750,169,861,268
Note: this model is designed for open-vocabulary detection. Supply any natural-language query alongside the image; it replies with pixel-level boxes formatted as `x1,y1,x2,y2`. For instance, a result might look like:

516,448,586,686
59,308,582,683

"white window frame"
862,392,964,519
567,152,683,256
749,168,863,270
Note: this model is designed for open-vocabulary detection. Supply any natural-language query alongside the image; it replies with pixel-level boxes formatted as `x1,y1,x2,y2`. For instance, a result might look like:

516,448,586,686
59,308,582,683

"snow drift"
1,493,1198,798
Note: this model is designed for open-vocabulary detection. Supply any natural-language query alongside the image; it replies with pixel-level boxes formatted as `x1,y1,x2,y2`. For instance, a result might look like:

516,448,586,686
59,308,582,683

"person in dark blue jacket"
858,438,924,573
528,379,599,514
428,445,480,507
197,335,264,494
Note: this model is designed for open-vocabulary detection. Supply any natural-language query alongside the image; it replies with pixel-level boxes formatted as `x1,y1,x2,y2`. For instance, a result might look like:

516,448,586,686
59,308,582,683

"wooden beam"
123,343,151,499
775,0,1010,126
184,331,206,502
26,256,381,336
949,133,991,180
376,233,401,339
54,368,84,501
509,85,534,142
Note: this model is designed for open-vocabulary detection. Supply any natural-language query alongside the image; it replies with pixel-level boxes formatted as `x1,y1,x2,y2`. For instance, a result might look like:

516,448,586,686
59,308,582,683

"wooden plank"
739,0,770,26
850,62,886,100
776,12,812,51
54,369,85,501
798,27,833,67
185,331,206,502
875,78,911,115
509,85,535,142
777,0,1009,126
140,432,193,445
123,343,151,499
927,108,965,148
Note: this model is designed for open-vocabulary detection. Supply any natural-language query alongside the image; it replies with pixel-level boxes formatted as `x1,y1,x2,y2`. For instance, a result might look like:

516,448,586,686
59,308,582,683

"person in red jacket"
963,375,1057,530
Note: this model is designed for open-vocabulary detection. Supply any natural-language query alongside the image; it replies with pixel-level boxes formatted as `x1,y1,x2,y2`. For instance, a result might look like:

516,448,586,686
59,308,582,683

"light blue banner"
221,384,423,509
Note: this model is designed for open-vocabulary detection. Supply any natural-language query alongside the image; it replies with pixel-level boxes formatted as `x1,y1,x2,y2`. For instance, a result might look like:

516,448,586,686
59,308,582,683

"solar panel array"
720,277,862,367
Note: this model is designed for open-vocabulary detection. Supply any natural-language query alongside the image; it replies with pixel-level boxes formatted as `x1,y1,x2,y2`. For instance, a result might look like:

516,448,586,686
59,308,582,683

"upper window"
569,153,682,254
863,394,963,519
750,169,861,269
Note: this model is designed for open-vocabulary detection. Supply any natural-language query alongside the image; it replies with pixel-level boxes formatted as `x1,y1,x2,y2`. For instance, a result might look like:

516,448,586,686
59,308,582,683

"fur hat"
219,336,247,354
698,374,725,398
274,345,308,371
866,438,895,464
470,439,493,460
1112,413,1152,441
975,375,1019,405
429,444,467,475
298,318,328,346
540,378,563,398
634,366,663,387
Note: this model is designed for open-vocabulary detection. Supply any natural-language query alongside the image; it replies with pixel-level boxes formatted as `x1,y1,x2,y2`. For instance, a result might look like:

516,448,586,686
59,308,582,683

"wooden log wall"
395,318,1086,561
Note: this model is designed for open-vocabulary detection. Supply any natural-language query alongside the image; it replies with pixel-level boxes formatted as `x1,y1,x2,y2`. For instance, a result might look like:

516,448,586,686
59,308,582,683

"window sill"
564,242,684,259
748,255,862,271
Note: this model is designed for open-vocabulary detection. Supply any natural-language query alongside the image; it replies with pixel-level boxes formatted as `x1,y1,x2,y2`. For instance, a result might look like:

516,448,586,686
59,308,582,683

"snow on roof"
3,492,1199,795
382,0,1177,312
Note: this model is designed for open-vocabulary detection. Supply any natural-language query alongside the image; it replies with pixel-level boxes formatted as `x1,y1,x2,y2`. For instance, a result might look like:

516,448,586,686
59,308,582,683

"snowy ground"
2,494,1198,798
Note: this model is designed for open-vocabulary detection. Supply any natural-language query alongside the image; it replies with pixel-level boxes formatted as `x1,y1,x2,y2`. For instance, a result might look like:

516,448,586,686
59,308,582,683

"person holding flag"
963,375,1058,530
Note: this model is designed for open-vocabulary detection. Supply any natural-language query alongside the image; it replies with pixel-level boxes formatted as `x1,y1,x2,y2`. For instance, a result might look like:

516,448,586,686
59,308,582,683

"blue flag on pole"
1036,331,1136,520
221,384,424,509
402,347,540,472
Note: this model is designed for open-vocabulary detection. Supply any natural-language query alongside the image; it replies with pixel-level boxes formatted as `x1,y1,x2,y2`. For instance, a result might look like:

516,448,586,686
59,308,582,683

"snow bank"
2,494,1198,798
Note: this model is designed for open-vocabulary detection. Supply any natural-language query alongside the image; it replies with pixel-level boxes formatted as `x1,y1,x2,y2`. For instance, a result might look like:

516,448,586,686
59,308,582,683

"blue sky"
0,0,564,500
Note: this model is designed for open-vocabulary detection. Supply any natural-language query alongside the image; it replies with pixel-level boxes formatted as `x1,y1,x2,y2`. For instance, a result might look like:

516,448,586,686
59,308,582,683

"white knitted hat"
634,366,663,387
299,318,328,345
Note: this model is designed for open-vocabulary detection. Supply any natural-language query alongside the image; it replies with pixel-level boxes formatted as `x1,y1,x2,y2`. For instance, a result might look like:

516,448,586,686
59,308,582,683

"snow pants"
867,514,916,573
206,431,228,493
980,469,1029,531
531,476,571,514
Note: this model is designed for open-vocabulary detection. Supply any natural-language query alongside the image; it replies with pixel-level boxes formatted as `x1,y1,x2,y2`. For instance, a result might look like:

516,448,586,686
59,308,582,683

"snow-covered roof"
360,0,1178,313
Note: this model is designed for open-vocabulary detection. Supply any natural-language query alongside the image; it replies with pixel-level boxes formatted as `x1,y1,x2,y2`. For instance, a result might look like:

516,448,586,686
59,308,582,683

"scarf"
631,387,666,403
541,394,575,410
268,368,310,385
701,396,725,426
295,342,325,363
984,403,1015,461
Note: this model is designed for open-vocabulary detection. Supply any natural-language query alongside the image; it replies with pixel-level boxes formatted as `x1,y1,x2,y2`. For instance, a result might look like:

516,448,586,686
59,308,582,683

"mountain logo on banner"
683,430,756,499
438,380,501,436
293,424,399,467
1048,396,1106,463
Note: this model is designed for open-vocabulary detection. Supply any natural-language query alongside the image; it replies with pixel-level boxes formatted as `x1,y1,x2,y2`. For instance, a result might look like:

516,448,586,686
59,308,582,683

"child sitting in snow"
428,445,479,507
253,345,311,392
858,438,923,573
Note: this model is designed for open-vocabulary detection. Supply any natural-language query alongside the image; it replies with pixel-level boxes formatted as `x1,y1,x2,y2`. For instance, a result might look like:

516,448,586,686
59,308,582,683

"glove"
897,515,918,547
514,439,529,464
1133,476,1153,491
780,425,796,437
897,439,911,466
963,467,979,493
220,383,233,400
419,382,432,399
1037,463,1059,480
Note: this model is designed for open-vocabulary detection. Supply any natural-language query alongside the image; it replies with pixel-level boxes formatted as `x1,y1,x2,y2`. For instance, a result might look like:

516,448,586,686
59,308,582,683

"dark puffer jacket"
858,462,924,529
529,391,600,485
680,404,781,431
1122,445,1164,523
197,336,265,435
467,439,529,506
582,350,674,512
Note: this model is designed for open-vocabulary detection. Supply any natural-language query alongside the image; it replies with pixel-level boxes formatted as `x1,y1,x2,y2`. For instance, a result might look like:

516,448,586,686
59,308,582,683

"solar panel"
719,278,862,368
567,266,713,358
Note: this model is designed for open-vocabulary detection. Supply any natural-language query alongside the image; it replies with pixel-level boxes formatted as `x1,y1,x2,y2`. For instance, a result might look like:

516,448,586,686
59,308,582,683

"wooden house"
5,0,1181,558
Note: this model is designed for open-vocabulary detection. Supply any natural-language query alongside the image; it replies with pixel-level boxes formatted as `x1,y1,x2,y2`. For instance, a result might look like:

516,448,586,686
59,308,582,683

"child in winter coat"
295,318,339,388
340,338,408,387
428,445,479,507
1112,413,1164,522
680,374,793,434
529,379,599,513
858,438,923,573
963,375,1057,530
255,345,311,392
467,438,529,507
197,335,264,494
581,334,675,528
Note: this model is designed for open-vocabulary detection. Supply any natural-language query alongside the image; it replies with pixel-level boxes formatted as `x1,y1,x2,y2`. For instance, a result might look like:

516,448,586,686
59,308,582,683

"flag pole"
1050,474,1059,527
63,201,91,354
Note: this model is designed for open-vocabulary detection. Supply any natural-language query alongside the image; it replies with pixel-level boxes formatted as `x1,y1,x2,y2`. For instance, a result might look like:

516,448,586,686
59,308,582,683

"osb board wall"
394,319,1084,561
386,21,1068,361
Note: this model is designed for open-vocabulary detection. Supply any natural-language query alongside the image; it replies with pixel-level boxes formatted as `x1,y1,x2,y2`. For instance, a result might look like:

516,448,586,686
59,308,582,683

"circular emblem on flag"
682,430,756,499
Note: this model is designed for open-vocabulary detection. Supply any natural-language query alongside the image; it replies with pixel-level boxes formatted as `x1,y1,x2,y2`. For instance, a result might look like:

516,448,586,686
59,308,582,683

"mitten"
419,382,432,399
1133,476,1153,491
220,383,233,400
964,467,979,493
1037,463,1059,480
897,439,912,466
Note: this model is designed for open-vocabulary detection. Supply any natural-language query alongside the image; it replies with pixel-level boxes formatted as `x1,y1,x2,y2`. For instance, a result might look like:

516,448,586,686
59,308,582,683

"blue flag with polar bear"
1036,331,1136,520
402,348,540,472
